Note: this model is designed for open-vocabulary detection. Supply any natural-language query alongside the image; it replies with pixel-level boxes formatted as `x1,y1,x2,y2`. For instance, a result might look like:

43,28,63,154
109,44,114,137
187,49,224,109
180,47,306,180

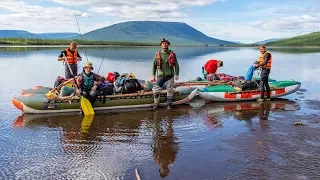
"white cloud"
0,0,92,33
50,0,226,19
255,14,320,32
184,20,297,43
274,7,320,14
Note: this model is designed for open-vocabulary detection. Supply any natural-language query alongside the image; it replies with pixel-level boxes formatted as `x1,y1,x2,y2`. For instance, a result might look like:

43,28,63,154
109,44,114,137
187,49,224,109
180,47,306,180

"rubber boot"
79,106,83,115
153,94,160,110
167,96,173,110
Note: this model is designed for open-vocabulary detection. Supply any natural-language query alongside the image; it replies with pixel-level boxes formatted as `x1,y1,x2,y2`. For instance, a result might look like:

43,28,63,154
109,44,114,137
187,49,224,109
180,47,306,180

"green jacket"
152,49,179,77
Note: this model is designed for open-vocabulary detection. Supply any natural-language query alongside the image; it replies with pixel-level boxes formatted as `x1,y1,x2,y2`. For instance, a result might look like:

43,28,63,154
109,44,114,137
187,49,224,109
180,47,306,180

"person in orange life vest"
152,38,179,110
57,42,82,79
254,45,272,102
202,60,223,80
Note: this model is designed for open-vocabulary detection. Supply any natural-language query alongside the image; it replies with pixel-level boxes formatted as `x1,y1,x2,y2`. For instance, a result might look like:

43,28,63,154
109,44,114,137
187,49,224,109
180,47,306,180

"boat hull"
198,81,301,102
13,86,198,114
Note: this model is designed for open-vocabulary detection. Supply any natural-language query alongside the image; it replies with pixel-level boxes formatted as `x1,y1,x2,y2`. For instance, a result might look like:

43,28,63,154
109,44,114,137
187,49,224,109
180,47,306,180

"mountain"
80,21,236,46
266,32,320,46
232,41,245,44
254,38,281,44
0,30,79,39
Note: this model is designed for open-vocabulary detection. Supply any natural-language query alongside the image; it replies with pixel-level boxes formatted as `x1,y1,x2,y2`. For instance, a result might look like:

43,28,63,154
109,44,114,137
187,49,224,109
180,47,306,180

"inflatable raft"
12,86,198,114
197,80,301,102
20,80,211,95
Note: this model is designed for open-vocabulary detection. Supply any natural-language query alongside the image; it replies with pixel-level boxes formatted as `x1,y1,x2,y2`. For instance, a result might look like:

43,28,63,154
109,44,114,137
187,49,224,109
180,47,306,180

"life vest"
259,52,272,69
65,48,78,64
82,73,94,90
156,50,175,69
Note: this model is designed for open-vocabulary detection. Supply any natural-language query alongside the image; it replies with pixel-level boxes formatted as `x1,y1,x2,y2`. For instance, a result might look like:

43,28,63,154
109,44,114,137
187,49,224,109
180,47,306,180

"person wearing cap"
151,38,179,110
202,59,223,80
75,62,104,100
57,42,82,79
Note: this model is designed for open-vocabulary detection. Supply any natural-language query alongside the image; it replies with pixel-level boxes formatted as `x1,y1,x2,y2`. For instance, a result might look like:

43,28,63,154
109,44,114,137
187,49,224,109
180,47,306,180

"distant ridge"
254,38,281,44
80,21,236,46
266,32,320,46
0,30,79,39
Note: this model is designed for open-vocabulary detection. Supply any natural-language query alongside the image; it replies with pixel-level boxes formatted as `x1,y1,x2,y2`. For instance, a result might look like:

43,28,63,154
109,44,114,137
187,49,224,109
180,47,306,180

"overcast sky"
1,0,319,43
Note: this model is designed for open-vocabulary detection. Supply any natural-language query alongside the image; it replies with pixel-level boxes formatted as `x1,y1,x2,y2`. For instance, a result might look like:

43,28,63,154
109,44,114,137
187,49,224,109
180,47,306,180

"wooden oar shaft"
50,77,75,92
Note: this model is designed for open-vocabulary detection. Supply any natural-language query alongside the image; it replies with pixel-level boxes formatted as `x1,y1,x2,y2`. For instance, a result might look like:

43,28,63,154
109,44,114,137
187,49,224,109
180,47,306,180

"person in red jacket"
202,60,223,80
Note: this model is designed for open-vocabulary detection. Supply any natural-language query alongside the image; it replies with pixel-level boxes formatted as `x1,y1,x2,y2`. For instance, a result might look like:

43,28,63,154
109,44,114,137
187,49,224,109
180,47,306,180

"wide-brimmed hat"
84,62,93,70
160,38,170,45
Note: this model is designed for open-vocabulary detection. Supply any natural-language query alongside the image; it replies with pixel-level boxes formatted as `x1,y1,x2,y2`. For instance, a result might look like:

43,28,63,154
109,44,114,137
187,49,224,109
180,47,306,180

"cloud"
0,0,92,33
185,20,298,43
1,0,319,43
50,0,226,19
255,15,320,32
274,7,320,14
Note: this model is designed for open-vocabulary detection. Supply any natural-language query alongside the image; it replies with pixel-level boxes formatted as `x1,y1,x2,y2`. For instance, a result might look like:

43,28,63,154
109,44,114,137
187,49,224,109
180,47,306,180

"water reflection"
199,99,299,129
259,102,272,120
11,99,300,179
80,115,95,133
150,110,179,178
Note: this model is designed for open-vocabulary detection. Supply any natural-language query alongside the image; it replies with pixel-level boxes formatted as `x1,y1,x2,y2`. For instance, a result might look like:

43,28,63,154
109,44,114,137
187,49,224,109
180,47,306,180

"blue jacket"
245,65,257,81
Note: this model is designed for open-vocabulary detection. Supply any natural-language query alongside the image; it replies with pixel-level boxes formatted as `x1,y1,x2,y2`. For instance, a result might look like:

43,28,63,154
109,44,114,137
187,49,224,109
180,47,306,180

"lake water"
0,46,320,179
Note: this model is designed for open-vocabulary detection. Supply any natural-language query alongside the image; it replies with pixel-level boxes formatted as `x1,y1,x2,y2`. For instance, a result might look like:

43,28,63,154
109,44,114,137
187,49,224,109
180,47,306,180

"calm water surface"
0,46,319,179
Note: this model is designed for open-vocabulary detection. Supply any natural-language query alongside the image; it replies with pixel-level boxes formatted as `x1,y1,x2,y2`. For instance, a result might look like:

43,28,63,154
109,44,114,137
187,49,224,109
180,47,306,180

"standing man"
202,59,223,80
254,45,272,102
152,38,179,110
57,42,82,79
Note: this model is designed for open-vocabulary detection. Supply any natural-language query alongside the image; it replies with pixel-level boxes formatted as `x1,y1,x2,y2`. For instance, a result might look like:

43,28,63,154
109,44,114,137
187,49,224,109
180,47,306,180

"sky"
0,0,319,43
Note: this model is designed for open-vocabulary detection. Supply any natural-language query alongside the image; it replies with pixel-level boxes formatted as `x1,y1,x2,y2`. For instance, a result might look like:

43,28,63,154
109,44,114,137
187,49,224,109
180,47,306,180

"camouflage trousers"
152,76,174,105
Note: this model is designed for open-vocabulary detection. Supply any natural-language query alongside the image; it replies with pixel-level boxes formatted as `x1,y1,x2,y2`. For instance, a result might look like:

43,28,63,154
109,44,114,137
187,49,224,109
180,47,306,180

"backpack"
122,79,143,94
240,80,260,91
98,84,115,95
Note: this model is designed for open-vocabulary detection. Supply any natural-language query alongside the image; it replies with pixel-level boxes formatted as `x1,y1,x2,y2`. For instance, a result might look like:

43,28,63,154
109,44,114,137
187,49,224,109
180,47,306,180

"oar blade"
81,114,94,133
80,97,95,115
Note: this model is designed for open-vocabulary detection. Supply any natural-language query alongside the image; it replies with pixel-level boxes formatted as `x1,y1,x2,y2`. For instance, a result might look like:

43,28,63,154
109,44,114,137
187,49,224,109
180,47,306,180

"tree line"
0,37,158,46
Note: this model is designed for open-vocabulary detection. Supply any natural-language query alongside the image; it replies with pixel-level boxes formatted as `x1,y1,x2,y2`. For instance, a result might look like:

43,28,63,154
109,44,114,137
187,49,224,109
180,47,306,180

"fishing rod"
97,24,122,74
69,0,122,76
69,0,116,74
70,0,89,62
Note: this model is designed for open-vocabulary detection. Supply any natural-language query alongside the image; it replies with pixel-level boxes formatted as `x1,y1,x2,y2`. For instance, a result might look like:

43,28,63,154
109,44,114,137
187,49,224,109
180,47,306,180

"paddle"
45,77,77,99
64,57,94,115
